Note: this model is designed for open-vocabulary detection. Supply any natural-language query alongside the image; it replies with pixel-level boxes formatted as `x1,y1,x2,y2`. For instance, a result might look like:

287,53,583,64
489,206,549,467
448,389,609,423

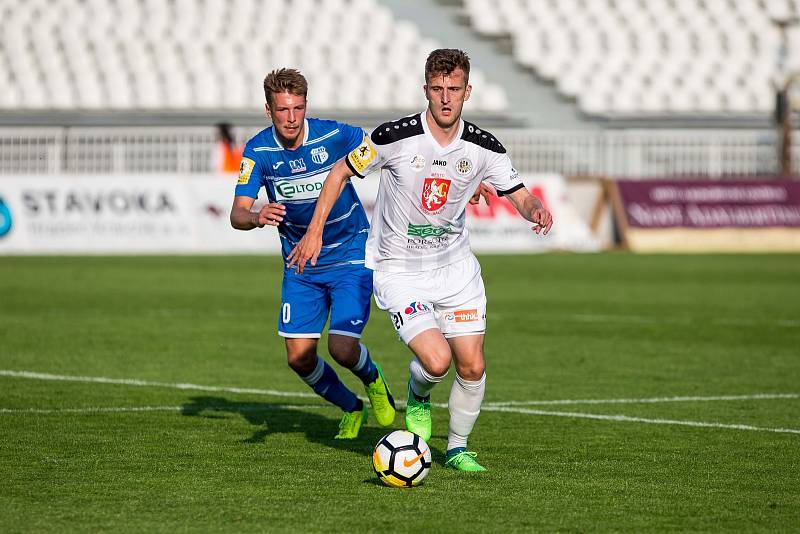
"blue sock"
350,343,378,385
446,447,467,459
301,357,361,413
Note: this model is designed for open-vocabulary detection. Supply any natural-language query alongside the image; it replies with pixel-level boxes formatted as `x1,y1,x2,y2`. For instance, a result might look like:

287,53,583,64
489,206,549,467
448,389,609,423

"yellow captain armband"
238,157,256,185
347,135,377,176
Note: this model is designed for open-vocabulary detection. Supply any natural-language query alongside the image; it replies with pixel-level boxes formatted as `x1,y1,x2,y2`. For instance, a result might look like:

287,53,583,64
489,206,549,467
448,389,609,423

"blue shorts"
278,263,373,339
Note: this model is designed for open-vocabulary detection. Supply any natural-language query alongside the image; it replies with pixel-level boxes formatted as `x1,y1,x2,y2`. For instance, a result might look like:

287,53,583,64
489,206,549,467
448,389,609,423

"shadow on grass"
180,395,445,461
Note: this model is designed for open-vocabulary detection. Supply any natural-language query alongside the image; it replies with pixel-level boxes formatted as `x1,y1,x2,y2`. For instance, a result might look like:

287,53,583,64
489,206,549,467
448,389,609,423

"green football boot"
365,362,396,427
334,403,368,439
444,450,487,472
404,381,432,442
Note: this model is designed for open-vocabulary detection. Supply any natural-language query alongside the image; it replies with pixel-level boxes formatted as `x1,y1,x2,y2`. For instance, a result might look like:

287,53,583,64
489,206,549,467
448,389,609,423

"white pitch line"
0,369,318,399
483,393,800,407
2,369,799,435
2,369,798,407
0,403,332,415
482,405,800,435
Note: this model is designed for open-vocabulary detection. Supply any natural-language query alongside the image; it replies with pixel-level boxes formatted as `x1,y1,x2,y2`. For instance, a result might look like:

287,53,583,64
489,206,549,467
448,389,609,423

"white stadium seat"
462,0,800,115
0,0,508,112
7,0,798,115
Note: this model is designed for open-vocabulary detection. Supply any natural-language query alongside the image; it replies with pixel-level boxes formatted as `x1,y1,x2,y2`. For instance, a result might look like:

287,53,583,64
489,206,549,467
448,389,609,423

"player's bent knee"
285,339,318,375
457,364,485,382
409,331,452,377
327,335,360,367
420,357,451,379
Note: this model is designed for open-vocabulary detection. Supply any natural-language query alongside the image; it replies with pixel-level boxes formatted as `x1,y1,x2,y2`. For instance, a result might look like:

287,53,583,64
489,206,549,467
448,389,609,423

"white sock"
300,356,324,387
409,358,447,399
447,373,486,451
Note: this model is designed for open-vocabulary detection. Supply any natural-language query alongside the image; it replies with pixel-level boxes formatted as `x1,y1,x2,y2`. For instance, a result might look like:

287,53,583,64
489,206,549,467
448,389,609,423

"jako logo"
404,301,430,317
0,197,12,238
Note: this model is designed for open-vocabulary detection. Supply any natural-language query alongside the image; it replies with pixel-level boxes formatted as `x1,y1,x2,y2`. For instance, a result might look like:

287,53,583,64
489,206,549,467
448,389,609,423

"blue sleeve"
234,145,266,199
338,122,366,155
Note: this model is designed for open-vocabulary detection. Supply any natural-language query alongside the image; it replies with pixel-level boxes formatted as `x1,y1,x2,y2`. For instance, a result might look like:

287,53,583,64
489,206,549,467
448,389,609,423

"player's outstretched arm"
287,158,355,272
230,196,286,230
505,187,553,235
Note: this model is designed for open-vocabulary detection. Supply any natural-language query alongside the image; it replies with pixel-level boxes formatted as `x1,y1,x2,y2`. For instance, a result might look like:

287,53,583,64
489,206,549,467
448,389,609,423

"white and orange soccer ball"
372,430,432,488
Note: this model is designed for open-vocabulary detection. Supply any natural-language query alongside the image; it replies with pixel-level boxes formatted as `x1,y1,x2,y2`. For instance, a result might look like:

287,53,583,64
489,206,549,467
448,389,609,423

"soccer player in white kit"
288,49,553,471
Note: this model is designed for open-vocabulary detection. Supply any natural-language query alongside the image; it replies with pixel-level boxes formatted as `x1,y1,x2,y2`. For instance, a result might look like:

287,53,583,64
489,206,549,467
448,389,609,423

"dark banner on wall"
611,179,800,252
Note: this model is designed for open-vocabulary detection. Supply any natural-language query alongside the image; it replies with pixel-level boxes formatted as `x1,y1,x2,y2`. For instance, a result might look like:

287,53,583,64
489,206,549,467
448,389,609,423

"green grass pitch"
1,254,798,532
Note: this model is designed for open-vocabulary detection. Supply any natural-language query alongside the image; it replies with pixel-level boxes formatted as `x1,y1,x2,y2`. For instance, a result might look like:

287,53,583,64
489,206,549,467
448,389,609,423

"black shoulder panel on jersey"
370,114,424,145
461,121,506,153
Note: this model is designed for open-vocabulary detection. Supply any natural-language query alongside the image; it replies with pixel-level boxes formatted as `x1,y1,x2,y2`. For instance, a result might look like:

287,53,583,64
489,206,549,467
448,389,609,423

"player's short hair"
425,49,471,84
263,68,308,107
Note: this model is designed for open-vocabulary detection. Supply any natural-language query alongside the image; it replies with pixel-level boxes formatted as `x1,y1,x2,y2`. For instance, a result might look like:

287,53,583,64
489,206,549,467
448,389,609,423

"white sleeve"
483,152,525,196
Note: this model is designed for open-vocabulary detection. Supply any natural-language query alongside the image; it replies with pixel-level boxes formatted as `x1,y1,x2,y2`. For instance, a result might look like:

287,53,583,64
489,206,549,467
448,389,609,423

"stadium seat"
463,0,800,115
0,0,509,112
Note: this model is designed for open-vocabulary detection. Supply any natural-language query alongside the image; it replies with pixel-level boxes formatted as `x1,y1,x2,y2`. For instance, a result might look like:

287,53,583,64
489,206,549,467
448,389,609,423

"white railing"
1,127,798,177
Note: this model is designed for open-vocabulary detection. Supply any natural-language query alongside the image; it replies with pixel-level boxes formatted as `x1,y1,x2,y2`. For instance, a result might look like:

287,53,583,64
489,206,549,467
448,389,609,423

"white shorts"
372,255,487,344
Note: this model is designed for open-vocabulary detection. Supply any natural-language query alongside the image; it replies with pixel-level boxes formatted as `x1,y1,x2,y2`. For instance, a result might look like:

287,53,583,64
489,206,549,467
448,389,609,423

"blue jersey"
235,118,370,271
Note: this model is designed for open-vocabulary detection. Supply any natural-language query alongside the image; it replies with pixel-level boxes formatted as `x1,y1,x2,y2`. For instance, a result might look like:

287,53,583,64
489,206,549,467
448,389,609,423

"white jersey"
345,112,524,272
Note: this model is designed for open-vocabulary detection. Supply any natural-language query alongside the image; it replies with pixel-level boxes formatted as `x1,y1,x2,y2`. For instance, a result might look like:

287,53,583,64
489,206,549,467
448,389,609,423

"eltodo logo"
404,301,430,318
273,176,325,201
0,197,12,238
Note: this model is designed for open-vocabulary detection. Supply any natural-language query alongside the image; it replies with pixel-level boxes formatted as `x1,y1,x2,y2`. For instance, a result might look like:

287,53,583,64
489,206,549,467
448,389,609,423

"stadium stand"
0,0,509,112
0,0,798,176
462,0,800,116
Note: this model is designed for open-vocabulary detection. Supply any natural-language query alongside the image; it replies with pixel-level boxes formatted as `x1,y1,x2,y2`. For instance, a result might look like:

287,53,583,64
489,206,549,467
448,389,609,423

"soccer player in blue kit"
229,68,395,439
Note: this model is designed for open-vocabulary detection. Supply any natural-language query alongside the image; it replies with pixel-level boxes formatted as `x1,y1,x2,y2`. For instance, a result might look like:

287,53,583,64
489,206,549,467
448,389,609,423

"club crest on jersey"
421,178,451,213
289,158,307,174
455,157,473,176
410,154,426,172
310,146,328,165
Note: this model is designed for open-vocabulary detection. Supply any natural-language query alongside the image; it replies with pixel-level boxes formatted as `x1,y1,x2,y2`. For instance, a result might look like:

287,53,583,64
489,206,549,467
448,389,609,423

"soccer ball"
372,430,432,488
